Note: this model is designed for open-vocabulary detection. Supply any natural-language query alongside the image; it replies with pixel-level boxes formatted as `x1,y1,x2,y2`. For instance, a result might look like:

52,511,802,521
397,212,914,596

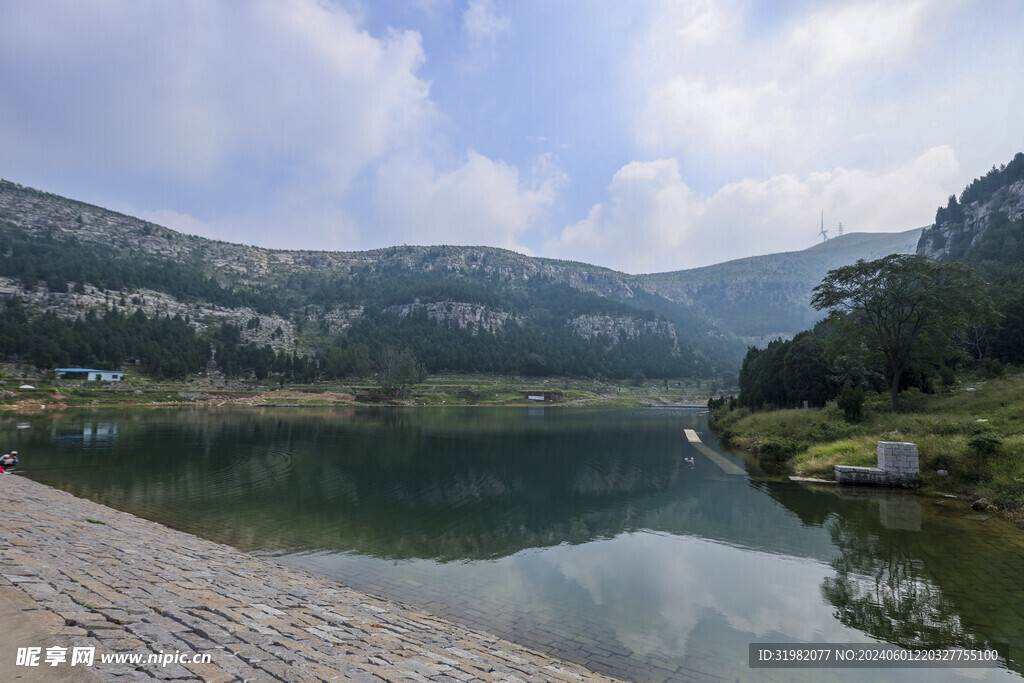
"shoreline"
5,398,711,415
2,374,724,414
705,373,1024,527
1,475,620,682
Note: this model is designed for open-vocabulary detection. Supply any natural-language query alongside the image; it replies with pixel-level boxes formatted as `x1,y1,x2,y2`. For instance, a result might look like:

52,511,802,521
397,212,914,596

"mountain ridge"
0,178,920,378
640,228,922,343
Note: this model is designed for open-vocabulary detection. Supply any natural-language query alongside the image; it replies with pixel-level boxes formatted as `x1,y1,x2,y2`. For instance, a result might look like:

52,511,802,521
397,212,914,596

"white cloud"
785,0,929,78
639,79,792,158
460,0,510,71
0,0,433,191
372,150,565,251
545,532,858,663
671,0,733,46
463,0,510,49
549,159,702,270
547,146,960,273
629,0,969,177
599,0,1024,273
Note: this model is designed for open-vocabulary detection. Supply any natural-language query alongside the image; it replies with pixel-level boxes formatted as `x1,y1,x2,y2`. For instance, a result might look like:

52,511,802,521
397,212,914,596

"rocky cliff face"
570,315,680,353
0,276,298,352
389,301,517,334
918,179,1024,261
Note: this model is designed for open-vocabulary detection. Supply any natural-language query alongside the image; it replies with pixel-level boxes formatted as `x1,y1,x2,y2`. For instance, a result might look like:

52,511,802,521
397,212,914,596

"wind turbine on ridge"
819,211,829,242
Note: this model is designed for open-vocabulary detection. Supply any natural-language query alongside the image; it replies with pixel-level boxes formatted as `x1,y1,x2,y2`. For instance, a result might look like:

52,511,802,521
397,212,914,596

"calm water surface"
6,406,1023,681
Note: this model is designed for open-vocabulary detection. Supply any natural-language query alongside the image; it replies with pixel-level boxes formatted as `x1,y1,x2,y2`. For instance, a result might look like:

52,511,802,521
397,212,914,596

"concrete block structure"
876,441,919,482
835,441,919,486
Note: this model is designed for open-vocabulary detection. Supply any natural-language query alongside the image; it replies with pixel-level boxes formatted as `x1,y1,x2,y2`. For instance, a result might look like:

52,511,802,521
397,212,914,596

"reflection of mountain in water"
22,408,832,562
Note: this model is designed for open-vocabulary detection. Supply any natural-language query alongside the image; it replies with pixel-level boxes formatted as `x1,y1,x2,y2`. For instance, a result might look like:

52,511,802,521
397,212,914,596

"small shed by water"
54,368,125,382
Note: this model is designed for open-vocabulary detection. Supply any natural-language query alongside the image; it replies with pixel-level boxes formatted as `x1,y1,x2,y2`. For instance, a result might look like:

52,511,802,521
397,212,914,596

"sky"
2,0,1023,273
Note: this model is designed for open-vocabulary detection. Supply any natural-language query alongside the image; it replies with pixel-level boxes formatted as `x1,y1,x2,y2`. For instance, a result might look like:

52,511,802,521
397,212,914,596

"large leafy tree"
811,255,994,409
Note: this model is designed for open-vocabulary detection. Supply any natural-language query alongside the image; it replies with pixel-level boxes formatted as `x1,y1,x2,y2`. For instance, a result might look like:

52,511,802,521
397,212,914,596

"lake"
6,406,1022,681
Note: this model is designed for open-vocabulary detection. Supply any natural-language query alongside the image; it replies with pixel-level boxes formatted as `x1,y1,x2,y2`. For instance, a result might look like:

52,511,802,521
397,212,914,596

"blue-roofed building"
54,368,125,382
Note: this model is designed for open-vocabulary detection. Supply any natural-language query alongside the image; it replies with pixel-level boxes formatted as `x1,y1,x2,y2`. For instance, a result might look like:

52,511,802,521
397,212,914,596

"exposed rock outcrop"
570,314,680,353
918,179,1024,261
389,301,517,334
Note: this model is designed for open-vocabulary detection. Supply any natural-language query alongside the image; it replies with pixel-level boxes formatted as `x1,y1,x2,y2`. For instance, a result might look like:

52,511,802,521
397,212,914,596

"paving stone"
180,660,235,683
94,636,149,651
0,475,619,682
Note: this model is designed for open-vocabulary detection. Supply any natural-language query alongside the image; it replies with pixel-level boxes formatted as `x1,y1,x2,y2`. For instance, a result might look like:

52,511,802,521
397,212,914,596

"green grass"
5,373,729,410
790,437,879,478
711,371,1024,518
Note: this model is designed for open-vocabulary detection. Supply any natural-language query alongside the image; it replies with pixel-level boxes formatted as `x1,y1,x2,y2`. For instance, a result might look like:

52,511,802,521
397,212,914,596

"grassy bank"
710,371,1024,517
1,372,726,411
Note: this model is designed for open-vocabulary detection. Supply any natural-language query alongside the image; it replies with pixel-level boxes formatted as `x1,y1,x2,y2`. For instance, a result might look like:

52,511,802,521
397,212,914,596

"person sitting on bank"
0,451,18,470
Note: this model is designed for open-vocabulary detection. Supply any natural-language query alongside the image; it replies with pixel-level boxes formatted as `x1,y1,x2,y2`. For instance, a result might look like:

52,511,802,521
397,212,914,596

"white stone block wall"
834,465,889,485
877,441,919,481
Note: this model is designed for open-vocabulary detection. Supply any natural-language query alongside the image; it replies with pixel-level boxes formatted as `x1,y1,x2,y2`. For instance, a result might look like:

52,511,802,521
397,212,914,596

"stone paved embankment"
0,475,619,682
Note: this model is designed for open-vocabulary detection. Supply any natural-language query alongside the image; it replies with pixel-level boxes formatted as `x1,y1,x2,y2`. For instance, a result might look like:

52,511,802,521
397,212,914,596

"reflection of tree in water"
821,516,982,649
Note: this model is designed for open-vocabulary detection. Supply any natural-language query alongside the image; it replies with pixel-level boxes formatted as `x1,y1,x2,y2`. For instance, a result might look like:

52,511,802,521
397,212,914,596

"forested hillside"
0,178,927,383
918,152,1024,363
0,180,742,381
640,229,921,345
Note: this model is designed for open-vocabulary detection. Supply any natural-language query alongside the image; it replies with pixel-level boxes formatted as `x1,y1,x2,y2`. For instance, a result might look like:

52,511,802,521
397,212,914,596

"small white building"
54,368,125,382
